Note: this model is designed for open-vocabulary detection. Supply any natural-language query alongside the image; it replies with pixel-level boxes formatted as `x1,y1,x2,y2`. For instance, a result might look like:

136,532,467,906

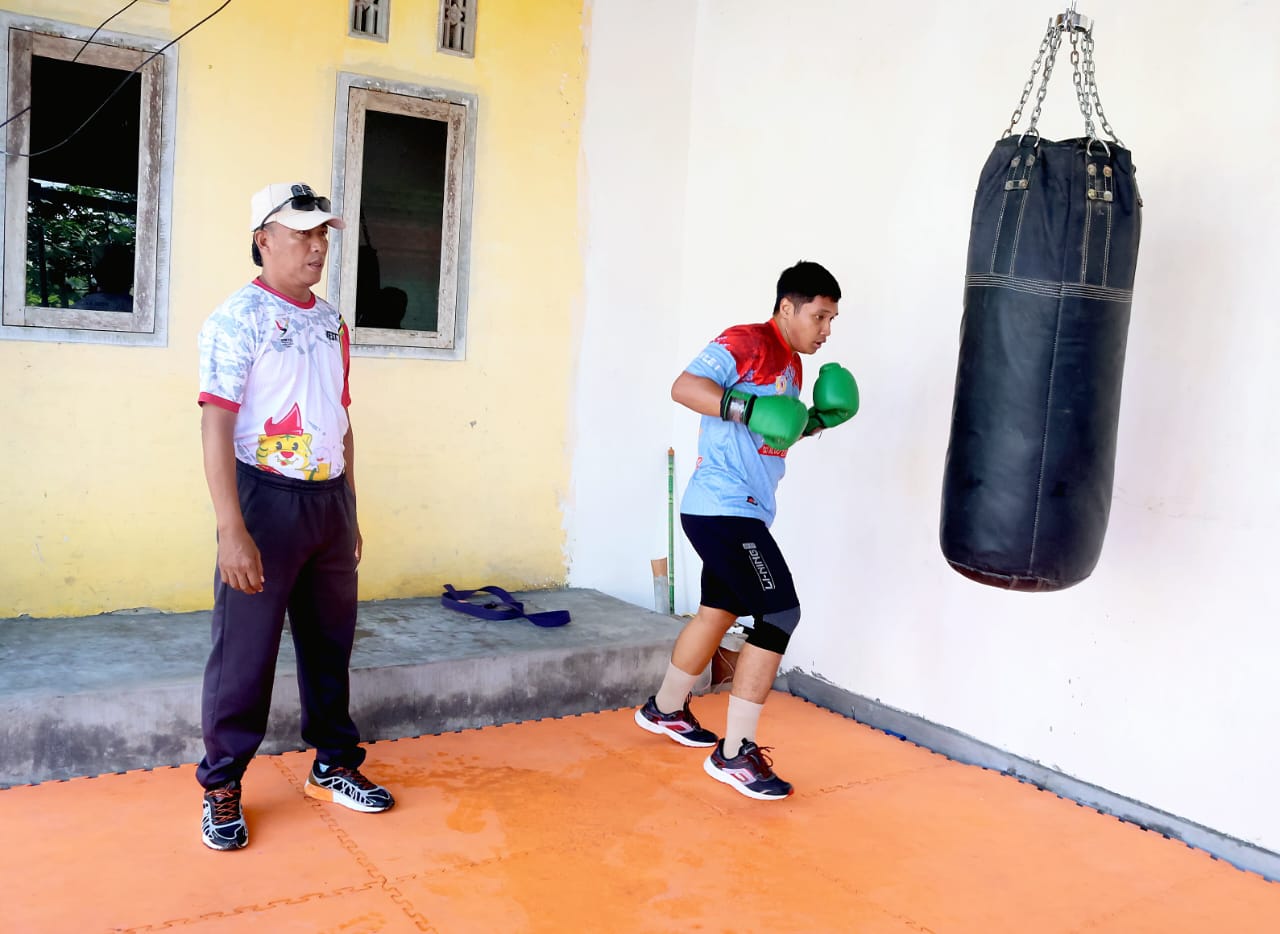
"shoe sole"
304,778,394,813
633,708,718,748
702,754,793,801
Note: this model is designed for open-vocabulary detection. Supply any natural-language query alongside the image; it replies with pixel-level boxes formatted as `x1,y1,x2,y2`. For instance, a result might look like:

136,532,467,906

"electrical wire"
72,0,143,64
0,0,234,158
0,0,141,136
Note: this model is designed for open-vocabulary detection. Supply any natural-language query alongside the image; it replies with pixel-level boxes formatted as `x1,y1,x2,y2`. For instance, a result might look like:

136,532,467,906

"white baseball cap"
250,182,346,231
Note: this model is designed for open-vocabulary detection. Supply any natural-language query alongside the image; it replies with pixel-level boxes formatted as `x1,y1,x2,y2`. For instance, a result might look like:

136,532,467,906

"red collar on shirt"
253,277,317,309
768,316,794,355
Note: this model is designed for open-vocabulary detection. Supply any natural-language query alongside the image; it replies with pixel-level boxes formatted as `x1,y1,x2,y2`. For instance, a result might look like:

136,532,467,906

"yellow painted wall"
0,0,587,617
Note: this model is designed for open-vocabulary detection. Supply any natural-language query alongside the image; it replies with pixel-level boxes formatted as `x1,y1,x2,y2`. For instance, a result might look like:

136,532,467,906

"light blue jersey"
680,319,803,527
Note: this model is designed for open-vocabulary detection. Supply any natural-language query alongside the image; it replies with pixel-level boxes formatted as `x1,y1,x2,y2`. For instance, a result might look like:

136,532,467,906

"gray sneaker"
201,780,248,850
304,764,395,813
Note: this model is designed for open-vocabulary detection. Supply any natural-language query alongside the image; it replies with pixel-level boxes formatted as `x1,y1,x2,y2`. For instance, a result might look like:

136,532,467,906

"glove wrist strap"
720,389,752,424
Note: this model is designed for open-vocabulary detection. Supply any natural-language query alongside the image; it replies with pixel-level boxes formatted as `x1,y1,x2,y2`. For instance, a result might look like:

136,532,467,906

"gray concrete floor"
0,588,687,786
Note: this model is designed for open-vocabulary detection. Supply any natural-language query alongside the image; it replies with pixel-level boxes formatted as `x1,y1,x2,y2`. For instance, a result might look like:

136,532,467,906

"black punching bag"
941,136,1141,590
941,16,1141,591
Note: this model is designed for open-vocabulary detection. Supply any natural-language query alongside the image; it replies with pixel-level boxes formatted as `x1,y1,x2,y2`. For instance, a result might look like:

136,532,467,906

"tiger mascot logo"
256,403,331,480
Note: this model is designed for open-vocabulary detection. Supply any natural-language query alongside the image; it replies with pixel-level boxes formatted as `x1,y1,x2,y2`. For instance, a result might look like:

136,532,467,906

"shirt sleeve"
339,318,352,408
197,298,260,411
684,338,744,390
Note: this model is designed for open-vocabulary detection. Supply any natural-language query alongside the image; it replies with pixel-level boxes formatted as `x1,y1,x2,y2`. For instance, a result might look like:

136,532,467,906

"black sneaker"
304,763,395,813
634,694,718,748
703,739,794,800
201,780,248,850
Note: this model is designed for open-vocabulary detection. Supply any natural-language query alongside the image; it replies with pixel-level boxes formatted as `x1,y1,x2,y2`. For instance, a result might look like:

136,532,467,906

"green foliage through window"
25,182,136,308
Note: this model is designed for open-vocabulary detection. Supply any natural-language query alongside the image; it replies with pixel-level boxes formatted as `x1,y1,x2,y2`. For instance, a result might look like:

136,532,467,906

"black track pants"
197,462,364,788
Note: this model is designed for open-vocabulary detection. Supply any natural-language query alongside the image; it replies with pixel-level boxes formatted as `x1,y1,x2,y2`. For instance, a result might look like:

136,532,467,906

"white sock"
723,696,764,756
654,662,699,714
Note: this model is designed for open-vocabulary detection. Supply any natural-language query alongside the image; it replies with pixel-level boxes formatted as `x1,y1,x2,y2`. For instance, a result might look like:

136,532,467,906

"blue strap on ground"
441,584,571,628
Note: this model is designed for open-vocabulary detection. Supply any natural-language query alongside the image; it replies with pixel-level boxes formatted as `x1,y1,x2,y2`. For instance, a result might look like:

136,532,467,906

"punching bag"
940,10,1141,591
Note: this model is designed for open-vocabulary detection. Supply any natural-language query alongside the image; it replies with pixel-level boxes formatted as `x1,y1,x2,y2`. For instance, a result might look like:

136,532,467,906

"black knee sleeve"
746,605,801,654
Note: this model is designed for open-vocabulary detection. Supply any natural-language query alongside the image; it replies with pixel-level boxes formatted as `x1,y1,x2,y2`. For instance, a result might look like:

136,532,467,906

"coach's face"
255,222,329,300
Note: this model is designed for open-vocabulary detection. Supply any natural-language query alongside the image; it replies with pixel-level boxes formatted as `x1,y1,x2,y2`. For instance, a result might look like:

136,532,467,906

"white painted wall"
568,1,698,610
574,0,1280,853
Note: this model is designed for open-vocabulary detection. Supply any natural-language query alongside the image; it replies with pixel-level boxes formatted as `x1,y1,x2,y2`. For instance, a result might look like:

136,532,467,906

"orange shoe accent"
303,781,334,803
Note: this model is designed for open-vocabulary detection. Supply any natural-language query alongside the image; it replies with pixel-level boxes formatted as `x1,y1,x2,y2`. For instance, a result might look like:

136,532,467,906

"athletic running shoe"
304,764,395,813
634,694,718,748
703,739,794,800
201,780,248,850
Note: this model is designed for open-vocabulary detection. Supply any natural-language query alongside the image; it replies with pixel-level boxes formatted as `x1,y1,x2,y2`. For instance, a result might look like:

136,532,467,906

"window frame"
329,73,476,360
0,15,176,347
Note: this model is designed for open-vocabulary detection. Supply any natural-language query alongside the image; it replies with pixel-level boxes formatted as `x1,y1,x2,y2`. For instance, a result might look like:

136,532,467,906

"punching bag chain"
1083,30,1124,148
1003,5,1124,149
1025,24,1064,137
1003,23,1061,139
1070,31,1098,140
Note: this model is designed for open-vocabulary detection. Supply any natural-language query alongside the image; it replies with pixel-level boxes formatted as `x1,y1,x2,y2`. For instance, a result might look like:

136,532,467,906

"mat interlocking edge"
2,692,1277,933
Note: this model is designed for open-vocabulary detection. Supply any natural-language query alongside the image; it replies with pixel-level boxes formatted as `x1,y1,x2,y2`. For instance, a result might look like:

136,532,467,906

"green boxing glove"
721,388,809,451
804,363,860,436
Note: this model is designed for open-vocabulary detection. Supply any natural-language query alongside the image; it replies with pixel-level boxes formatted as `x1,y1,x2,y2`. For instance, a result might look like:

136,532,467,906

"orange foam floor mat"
3,691,1277,932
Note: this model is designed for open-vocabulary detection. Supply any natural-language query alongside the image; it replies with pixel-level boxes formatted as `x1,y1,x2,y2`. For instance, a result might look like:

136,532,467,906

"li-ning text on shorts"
742,542,776,591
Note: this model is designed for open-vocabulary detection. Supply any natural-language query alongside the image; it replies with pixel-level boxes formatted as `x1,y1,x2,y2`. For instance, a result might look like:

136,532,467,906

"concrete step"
0,588,687,787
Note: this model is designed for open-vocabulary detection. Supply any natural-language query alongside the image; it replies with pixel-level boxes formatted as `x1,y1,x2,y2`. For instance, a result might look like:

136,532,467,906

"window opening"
351,0,389,41
438,0,475,57
334,79,472,357
355,110,448,332
25,54,140,312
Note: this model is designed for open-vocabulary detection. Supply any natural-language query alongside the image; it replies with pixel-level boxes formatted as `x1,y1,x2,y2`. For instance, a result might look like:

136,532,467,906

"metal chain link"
1003,25,1055,138
1024,25,1063,135
1083,30,1124,147
1070,30,1099,140
1003,11,1126,150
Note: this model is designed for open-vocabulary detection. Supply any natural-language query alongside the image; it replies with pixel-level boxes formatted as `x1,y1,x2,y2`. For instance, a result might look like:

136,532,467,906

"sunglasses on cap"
257,184,333,229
